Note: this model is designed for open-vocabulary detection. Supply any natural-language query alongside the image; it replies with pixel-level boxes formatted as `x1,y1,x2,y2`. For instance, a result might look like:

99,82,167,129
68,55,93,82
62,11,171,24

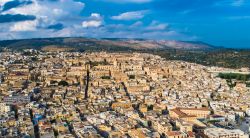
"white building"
204,128,249,138
0,103,10,113
246,109,250,116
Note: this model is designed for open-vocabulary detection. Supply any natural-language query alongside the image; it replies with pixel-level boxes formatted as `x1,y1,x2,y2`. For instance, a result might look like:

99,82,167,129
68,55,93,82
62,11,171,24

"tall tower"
84,69,90,99
0,73,2,84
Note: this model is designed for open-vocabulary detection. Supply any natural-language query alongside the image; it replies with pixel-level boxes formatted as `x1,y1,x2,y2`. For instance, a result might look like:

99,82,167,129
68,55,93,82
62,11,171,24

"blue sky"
0,0,249,48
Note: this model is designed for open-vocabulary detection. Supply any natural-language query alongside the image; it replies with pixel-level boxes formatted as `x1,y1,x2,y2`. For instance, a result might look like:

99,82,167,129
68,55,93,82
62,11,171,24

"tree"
58,80,69,86
147,105,153,111
129,75,135,79
101,76,110,79
78,48,85,53
31,57,38,61
50,80,57,84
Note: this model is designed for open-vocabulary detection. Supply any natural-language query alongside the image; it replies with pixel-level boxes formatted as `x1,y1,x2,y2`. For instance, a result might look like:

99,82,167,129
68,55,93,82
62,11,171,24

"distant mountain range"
0,37,218,51
0,37,249,69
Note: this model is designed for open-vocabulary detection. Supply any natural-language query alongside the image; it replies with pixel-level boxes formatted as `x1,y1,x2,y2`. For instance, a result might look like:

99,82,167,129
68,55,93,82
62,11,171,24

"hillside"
0,37,216,51
0,37,249,69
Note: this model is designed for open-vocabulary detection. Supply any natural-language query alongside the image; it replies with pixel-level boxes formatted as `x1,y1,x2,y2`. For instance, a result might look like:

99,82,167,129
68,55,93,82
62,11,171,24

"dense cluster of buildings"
0,50,249,138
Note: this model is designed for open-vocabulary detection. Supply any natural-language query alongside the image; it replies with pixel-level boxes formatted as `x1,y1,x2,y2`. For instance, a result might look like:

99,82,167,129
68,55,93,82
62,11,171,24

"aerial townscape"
1,0,250,137
0,49,250,138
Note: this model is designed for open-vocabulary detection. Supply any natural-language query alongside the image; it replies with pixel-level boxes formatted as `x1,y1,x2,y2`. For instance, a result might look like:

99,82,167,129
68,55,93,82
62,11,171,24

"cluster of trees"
218,73,250,82
93,61,109,66
50,80,69,86
147,49,250,69
246,82,250,87
89,60,110,68
218,73,250,88
128,75,135,79
226,79,236,89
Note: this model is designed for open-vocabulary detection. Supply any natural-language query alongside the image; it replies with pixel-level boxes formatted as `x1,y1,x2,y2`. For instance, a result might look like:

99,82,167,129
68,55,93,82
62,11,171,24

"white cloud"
3,0,85,16
146,21,168,31
50,27,84,37
111,10,149,20
2,0,85,31
10,20,38,32
0,20,195,41
0,0,12,6
0,0,194,41
81,21,196,41
82,13,103,28
82,20,102,28
130,21,143,28
0,0,13,11
90,13,101,19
